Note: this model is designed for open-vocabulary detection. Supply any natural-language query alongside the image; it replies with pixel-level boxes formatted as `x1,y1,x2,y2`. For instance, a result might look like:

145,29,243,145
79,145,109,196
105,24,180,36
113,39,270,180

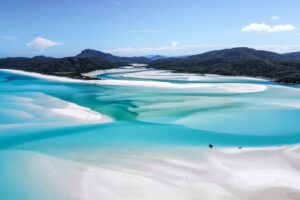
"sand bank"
1,69,267,93
51,101,112,123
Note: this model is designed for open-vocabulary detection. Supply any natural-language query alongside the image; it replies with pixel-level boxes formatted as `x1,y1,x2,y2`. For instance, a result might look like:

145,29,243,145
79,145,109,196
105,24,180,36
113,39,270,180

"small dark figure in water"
209,144,214,148
238,146,243,149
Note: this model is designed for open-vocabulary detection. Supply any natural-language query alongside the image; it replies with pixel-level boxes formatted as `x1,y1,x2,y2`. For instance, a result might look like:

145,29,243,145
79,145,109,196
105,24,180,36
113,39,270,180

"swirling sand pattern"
1,68,300,200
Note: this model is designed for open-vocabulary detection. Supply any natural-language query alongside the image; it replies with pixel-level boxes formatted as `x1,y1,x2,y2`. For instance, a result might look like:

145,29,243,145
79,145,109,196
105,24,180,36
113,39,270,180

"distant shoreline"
1,68,270,95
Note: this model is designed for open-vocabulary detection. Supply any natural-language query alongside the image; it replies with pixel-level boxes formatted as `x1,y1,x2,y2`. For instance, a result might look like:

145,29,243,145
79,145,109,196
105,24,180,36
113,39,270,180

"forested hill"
0,57,117,79
75,49,151,64
1,47,300,84
148,47,300,84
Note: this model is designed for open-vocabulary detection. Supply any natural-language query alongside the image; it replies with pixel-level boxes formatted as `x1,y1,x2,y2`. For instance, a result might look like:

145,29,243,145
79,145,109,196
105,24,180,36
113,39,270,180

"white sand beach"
4,145,300,200
0,69,267,93
104,68,268,82
82,68,144,77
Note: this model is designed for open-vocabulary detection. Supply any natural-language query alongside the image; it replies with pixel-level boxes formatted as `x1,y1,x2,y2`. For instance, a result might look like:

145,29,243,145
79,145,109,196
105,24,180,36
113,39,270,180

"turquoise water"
1,68,300,199
1,69,300,149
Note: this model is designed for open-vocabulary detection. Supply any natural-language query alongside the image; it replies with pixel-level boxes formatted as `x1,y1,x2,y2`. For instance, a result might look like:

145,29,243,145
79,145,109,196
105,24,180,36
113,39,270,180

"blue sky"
1,0,300,57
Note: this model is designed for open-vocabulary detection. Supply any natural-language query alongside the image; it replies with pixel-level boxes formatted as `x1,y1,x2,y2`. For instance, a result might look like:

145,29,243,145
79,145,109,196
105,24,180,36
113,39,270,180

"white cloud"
272,24,296,32
1,35,18,40
271,16,280,21
242,23,295,33
27,37,62,50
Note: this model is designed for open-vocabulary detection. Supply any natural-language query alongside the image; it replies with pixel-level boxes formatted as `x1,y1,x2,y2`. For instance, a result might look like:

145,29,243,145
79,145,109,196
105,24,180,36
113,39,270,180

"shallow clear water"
1,69,300,149
1,68,300,199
